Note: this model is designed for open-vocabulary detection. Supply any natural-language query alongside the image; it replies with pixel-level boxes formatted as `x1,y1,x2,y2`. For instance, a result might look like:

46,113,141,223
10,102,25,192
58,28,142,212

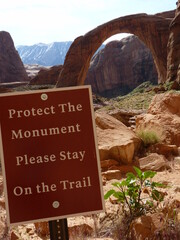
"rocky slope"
85,35,158,96
0,91,180,239
0,31,28,84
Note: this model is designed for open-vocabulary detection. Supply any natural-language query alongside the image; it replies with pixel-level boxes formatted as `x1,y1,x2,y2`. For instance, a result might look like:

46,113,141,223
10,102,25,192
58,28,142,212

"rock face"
57,11,174,88
167,0,180,85
96,112,141,164
136,92,180,146
0,31,28,83
29,65,63,85
130,213,165,239
28,36,158,91
85,36,157,96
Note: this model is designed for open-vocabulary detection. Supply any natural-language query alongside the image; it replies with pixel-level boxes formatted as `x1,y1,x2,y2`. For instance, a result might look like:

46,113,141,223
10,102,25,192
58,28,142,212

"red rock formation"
85,36,157,95
0,31,28,83
136,92,180,146
96,112,141,164
29,65,63,85
57,11,174,88
167,0,180,85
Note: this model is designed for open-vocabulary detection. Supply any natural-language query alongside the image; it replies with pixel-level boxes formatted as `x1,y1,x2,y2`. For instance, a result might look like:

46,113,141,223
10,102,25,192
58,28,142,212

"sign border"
0,85,105,226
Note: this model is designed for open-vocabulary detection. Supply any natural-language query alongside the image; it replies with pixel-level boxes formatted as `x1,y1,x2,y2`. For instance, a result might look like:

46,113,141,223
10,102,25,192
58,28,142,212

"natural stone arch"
57,11,175,87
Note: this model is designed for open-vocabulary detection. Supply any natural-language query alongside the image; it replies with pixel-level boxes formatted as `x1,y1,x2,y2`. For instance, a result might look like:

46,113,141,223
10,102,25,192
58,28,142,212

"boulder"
108,108,144,127
85,36,157,96
102,170,122,181
130,213,165,239
96,112,141,164
137,153,170,171
0,31,28,83
136,92,180,146
148,143,179,157
100,159,119,171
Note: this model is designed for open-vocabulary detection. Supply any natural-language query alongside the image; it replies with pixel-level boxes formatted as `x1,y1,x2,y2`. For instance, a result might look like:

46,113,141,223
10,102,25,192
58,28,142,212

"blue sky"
0,0,177,46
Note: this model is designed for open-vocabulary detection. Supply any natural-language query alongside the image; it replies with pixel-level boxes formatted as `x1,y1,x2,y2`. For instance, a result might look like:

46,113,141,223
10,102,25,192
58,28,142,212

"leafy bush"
104,167,166,219
137,129,161,147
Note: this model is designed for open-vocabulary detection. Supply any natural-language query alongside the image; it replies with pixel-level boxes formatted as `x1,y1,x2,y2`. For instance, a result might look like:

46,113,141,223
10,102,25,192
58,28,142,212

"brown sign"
0,86,104,225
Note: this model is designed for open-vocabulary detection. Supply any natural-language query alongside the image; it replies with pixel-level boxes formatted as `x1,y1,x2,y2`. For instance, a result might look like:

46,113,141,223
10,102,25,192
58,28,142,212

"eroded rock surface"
85,36,157,95
96,112,141,164
167,0,180,85
0,31,28,83
29,65,63,85
136,92,180,146
137,153,170,171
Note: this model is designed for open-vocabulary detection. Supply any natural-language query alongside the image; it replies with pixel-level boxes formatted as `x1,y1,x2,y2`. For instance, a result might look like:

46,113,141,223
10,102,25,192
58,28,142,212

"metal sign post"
49,219,69,240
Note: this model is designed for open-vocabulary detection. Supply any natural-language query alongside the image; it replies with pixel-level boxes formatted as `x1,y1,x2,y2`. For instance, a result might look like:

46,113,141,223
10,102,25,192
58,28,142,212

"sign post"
0,86,105,237
49,219,69,239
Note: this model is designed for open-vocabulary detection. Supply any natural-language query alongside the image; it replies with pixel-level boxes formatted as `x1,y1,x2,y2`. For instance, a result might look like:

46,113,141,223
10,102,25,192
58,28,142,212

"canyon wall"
85,36,157,96
0,31,28,83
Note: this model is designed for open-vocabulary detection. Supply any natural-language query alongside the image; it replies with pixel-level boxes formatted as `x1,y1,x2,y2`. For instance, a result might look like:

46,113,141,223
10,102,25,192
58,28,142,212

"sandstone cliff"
0,31,28,83
85,36,157,96
167,0,180,85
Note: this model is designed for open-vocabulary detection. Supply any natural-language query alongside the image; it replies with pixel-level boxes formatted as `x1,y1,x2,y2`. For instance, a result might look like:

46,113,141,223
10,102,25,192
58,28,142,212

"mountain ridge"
16,41,72,66
16,41,105,67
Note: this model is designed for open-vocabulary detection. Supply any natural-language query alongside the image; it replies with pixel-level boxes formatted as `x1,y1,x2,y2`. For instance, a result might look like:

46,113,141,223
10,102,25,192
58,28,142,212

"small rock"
0,176,3,195
69,223,93,239
137,153,170,171
102,170,121,180
34,221,49,236
10,231,19,240
101,159,119,171
148,143,178,157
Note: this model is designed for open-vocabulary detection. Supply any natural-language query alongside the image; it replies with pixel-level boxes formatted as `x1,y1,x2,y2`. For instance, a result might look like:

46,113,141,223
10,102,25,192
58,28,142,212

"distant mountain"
16,42,105,67
16,42,72,66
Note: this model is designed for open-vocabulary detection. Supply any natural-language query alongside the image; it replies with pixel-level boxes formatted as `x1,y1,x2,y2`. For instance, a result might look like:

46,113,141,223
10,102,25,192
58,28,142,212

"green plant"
137,129,161,146
104,167,166,219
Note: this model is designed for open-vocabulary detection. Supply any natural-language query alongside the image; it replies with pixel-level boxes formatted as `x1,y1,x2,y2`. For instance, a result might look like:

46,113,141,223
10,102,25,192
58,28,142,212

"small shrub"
104,167,166,219
137,129,161,147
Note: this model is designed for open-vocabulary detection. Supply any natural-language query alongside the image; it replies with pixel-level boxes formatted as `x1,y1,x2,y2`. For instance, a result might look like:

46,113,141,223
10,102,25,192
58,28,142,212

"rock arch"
167,1,180,85
57,11,175,87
